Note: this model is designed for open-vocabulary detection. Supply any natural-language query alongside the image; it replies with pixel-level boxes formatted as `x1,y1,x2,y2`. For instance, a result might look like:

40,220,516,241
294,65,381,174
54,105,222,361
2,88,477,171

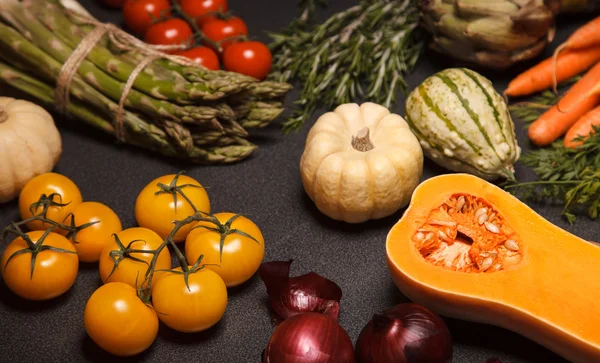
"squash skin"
386,174,600,363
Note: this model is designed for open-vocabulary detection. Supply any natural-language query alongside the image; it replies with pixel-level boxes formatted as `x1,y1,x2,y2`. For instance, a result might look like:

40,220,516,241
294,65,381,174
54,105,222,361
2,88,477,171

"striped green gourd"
405,68,520,180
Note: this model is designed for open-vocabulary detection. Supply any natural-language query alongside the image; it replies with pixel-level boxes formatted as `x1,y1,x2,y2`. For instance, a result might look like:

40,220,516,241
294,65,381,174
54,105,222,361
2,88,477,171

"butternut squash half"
386,174,600,363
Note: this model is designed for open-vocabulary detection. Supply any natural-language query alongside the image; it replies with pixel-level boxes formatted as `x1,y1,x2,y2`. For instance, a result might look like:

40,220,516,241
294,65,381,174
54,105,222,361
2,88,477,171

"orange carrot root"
505,47,600,98
564,106,600,148
528,62,600,146
551,16,600,92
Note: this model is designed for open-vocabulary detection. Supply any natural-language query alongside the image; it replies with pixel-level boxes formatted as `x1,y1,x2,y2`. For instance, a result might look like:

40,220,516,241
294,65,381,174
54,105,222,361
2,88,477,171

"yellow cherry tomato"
98,227,170,289
185,213,264,287
1,231,78,300
84,282,158,356
69,202,123,263
135,173,210,242
151,267,227,333
18,173,83,233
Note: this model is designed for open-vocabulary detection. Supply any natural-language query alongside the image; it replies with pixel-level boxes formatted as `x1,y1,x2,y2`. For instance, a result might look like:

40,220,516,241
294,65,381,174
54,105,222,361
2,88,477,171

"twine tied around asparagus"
55,10,204,141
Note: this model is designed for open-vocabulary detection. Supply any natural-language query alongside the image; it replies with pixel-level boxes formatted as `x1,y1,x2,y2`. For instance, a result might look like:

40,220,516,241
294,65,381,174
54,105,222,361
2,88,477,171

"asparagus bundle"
0,0,292,164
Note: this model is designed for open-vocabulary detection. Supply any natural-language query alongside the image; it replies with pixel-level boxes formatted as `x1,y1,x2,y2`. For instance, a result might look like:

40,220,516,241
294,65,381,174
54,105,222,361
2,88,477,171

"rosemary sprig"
269,0,423,133
298,0,328,22
505,126,600,224
509,90,559,125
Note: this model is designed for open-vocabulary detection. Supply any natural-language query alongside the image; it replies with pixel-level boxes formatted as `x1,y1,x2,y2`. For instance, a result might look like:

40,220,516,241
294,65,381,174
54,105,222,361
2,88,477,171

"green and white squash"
405,68,520,180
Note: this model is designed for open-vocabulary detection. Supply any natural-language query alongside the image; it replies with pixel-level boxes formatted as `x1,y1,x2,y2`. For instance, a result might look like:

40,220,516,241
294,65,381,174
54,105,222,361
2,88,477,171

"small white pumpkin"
0,97,62,203
300,103,424,223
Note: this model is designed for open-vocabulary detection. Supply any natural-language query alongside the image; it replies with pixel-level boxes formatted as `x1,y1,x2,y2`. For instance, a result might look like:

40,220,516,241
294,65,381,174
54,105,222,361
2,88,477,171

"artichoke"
420,0,558,69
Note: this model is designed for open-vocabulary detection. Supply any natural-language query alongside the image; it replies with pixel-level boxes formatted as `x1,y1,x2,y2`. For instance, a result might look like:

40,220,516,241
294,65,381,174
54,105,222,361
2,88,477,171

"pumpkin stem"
351,127,375,152
0,106,7,123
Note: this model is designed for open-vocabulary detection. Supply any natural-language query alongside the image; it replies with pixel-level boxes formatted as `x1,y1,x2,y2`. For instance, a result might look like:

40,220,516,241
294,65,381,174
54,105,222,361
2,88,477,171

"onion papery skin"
259,260,342,322
355,303,453,363
263,312,356,363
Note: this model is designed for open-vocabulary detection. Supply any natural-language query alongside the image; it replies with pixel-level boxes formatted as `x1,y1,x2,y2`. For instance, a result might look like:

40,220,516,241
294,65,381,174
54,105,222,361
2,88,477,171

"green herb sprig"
505,126,600,224
269,0,424,133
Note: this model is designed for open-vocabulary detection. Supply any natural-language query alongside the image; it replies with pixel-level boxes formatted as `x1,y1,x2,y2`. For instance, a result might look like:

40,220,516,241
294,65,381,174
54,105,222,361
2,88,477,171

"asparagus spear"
233,101,285,128
0,60,257,163
0,59,169,150
33,1,256,103
0,7,221,128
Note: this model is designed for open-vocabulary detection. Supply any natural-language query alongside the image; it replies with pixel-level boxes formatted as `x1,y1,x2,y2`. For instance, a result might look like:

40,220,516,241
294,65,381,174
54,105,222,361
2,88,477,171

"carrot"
564,106,600,148
528,62,600,146
504,47,600,98
554,15,600,53
551,16,600,92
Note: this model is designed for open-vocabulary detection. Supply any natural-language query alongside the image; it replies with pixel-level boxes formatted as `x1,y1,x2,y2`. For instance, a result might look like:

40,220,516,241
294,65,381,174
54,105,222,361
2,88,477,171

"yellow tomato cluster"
0,171,265,357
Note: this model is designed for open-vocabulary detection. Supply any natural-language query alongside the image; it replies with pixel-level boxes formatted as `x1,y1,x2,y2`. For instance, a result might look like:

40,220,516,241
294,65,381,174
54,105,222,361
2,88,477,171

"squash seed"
456,196,466,212
423,232,434,243
415,232,425,241
484,222,500,234
438,230,450,241
504,239,519,251
488,212,496,222
475,207,487,217
477,213,488,225
480,256,494,271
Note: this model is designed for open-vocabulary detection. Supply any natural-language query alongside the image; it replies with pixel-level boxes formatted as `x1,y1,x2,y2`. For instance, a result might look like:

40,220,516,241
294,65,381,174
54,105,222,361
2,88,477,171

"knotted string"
54,9,203,141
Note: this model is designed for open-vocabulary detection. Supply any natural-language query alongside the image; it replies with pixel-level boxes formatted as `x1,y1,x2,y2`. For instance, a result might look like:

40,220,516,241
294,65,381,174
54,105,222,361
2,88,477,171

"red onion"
258,260,342,322
263,312,356,363
355,303,453,363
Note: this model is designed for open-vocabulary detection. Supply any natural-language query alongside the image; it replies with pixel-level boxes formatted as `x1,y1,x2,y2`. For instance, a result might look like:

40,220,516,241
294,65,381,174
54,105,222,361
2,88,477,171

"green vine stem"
2,224,77,278
170,0,228,54
190,213,261,262
1,194,94,242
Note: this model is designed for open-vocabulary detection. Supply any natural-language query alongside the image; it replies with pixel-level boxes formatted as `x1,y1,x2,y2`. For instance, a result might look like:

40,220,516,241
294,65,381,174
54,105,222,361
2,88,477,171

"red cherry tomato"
223,41,272,80
123,0,171,35
145,18,193,54
180,0,228,27
201,17,248,51
96,0,125,8
176,47,220,70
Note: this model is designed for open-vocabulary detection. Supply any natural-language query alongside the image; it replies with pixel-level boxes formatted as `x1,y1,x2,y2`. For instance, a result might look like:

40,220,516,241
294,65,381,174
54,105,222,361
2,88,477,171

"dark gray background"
0,1,596,362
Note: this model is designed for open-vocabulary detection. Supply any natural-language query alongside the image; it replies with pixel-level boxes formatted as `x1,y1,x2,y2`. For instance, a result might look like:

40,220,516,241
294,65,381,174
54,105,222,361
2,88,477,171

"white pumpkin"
0,97,61,203
300,103,424,223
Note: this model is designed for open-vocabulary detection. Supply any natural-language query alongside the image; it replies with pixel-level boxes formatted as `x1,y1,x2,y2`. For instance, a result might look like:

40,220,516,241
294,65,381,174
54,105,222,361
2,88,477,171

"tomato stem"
0,194,94,242
171,0,222,53
2,226,76,279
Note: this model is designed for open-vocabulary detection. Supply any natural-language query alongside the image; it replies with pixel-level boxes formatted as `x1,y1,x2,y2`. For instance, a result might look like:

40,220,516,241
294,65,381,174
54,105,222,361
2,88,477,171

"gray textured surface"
0,1,597,362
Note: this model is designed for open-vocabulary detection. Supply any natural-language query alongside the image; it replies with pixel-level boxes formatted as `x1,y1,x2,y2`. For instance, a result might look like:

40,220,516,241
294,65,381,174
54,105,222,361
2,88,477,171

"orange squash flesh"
386,174,600,363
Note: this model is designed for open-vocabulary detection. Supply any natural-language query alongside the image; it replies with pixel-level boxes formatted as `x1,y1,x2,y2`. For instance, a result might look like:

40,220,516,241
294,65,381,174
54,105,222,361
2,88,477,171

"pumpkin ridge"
417,84,482,157
363,156,376,219
435,73,502,162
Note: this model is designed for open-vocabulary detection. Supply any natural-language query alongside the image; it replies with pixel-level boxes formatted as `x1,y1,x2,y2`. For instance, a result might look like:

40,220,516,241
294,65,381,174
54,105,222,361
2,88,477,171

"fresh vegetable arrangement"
0,171,265,356
117,0,274,79
419,0,600,69
269,0,424,132
505,15,600,222
0,97,62,203
300,102,424,223
386,173,600,362
258,260,454,363
0,0,291,164
3,1,600,362
405,68,521,180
